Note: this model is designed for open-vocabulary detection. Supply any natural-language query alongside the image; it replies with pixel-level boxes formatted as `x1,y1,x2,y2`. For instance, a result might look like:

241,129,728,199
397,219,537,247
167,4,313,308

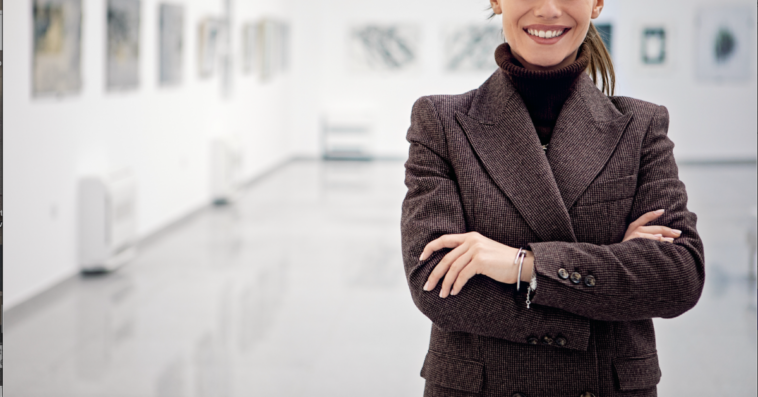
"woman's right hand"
623,209,681,243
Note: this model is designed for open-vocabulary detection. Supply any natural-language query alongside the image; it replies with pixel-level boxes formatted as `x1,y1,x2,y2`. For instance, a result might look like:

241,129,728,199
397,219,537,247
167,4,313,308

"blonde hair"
584,22,615,95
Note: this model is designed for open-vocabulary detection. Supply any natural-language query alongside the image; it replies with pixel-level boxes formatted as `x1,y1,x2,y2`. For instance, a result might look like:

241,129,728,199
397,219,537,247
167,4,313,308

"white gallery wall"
289,0,757,160
5,0,757,308
613,0,757,161
4,0,293,308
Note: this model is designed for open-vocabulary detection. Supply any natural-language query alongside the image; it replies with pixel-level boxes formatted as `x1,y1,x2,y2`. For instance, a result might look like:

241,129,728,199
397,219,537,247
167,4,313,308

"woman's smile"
523,24,572,44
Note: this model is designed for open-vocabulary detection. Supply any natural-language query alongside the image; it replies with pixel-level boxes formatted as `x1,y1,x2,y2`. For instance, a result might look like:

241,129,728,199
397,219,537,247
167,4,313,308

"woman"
400,0,705,396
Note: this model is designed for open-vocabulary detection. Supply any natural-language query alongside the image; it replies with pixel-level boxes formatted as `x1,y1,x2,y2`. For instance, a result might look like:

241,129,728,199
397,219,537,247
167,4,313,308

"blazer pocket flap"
420,350,484,393
613,353,662,391
576,175,637,206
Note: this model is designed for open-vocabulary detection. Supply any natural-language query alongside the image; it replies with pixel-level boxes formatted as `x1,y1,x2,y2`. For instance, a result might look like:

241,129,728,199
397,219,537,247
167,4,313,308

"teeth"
528,29,564,39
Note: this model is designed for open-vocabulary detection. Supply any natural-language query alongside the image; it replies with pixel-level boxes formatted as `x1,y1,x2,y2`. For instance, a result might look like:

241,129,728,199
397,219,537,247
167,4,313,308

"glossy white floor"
5,160,757,397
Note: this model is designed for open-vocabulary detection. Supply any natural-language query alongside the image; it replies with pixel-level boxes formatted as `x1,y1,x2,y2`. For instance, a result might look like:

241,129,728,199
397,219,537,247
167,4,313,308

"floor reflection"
5,160,756,396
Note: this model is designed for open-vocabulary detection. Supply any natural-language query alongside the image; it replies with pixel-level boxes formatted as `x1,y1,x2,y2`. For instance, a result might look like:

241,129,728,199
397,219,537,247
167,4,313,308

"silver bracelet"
515,249,526,292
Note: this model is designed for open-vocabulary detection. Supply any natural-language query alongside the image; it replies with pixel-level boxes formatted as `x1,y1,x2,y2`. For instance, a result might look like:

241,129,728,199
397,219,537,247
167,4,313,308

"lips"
522,25,571,42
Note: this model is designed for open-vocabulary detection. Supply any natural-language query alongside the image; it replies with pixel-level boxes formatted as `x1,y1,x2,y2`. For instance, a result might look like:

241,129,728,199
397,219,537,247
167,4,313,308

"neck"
494,43,590,145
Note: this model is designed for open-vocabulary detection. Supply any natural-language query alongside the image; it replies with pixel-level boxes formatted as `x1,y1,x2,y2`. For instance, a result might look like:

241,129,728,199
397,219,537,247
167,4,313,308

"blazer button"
580,393,596,397
557,268,570,279
541,335,554,345
585,275,597,287
527,336,539,345
555,336,567,347
570,272,582,284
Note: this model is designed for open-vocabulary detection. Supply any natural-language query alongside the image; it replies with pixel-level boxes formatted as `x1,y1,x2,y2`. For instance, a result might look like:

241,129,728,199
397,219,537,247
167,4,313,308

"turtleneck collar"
494,42,590,145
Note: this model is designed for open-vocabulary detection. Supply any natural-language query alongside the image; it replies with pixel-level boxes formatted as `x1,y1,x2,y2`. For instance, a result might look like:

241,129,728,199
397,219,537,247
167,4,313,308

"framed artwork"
696,6,754,82
348,24,420,72
106,0,140,90
198,18,222,78
158,3,183,86
641,27,666,65
32,0,82,96
256,19,289,81
443,24,502,72
259,19,276,80
242,23,258,74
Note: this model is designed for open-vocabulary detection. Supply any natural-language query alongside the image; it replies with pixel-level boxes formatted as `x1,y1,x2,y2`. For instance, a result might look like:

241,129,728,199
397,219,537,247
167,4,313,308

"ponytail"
584,22,615,96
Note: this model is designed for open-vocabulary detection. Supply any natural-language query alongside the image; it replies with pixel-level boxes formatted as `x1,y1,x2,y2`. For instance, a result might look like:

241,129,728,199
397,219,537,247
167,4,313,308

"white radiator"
322,109,374,160
210,136,242,205
78,171,137,272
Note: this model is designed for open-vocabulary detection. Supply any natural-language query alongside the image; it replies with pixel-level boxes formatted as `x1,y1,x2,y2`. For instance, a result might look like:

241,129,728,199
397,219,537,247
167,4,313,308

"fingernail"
654,234,662,237
450,289,458,296
439,291,445,298
664,237,674,243
419,254,424,261
423,281,430,291
673,229,682,235
655,209,665,214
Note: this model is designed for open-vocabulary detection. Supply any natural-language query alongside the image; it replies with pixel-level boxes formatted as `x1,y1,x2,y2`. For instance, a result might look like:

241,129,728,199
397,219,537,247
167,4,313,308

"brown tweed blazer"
401,69,705,397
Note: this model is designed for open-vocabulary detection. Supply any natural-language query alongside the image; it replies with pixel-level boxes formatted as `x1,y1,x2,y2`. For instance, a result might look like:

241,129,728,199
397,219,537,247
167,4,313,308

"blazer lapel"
456,71,577,243
547,74,633,210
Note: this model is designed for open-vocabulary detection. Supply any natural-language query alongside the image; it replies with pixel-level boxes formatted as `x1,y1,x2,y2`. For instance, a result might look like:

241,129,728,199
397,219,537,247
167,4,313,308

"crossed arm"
421,209,678,299
401,98,705,347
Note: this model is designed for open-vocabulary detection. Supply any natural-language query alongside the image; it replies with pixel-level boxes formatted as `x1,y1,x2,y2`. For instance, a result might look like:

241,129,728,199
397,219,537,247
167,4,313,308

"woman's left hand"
420,232,533,298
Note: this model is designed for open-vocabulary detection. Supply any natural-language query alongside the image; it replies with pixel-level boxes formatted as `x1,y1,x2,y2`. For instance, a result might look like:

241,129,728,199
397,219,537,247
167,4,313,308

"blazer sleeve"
528,105,706,321
401,97,593,351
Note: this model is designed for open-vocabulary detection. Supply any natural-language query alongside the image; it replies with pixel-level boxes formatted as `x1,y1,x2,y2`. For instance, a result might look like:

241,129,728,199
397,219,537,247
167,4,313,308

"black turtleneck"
495,43,590,145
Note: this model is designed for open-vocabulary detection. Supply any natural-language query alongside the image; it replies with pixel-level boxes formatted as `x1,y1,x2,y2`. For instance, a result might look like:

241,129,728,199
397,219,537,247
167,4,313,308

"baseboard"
677,158,756,166
4,266,78,311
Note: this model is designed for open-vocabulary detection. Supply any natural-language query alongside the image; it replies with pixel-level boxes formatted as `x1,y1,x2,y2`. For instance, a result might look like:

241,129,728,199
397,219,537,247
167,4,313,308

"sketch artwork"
255,19,289,81
106,0,141,90
696,6,754,82
349,25,420,72
443,24,502,72
159,4,183,86
198,18,223,78
242,23,258,74
32,0,82,96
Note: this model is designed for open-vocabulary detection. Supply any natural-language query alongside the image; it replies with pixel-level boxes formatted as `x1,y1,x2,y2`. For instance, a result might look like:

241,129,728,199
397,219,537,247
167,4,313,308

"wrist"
520,251,535,283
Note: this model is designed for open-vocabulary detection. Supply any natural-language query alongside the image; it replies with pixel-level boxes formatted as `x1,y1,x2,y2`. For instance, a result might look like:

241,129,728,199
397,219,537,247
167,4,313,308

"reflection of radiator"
211,137,242,205
322,111,374,160
78,171,137,272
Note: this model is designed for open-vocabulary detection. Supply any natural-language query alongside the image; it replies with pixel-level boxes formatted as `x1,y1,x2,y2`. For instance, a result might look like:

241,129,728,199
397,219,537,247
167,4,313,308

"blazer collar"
456,70,632,243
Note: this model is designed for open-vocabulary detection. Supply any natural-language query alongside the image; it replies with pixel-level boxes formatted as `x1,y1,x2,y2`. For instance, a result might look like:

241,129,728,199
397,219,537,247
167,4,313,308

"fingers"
628,209,665,231
439,251,474,298
419,234,466,261
626,231,674,243
423,243,469,292
637,225,682,238
451,261,480,296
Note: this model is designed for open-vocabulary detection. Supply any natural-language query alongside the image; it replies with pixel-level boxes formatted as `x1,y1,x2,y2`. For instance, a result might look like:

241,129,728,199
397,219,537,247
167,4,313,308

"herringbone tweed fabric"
401,69,705,397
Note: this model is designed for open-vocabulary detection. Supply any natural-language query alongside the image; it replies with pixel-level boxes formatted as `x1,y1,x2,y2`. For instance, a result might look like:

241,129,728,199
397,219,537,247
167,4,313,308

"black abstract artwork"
696,6,753,81
444,25,501,72
714,28,736,63
349,25,419,71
